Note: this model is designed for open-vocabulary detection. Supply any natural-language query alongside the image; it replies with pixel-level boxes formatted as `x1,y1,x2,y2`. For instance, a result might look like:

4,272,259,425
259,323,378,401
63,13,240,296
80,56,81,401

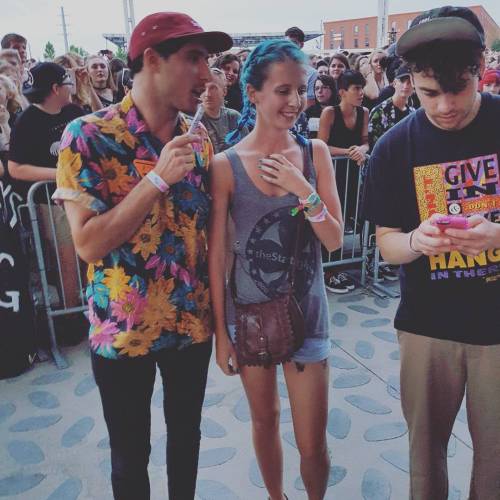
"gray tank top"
225,141,330,341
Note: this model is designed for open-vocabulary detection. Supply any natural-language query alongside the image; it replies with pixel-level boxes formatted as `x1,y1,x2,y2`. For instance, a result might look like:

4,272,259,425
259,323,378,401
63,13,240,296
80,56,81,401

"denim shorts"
227,325,331,364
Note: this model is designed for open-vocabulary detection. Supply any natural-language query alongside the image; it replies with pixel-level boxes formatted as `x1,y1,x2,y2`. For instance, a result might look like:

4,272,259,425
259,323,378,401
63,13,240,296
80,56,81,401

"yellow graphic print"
413,165,448,220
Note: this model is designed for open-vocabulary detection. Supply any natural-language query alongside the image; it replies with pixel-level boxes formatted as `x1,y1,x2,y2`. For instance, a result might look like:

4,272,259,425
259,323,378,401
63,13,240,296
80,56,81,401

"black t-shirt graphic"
362,93,500,345
9,104,84,200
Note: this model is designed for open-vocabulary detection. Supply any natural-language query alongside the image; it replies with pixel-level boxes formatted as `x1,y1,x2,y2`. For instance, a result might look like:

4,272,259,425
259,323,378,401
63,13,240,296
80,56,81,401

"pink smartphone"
435,215,469,230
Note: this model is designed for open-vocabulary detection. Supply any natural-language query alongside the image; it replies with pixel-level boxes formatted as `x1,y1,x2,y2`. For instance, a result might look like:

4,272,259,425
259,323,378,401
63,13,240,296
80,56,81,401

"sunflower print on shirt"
54,94,214,359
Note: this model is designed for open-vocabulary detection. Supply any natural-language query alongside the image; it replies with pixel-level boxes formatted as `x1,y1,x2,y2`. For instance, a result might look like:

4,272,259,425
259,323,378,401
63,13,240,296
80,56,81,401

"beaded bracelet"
146,171,169,193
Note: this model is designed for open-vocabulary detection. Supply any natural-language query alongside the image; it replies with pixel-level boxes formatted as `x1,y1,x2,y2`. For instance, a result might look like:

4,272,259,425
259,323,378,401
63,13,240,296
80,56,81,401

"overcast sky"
1,0,499,60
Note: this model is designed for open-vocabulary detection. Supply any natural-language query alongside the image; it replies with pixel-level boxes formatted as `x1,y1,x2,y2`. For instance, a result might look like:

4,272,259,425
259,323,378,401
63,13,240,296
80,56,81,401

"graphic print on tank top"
243,206,317,300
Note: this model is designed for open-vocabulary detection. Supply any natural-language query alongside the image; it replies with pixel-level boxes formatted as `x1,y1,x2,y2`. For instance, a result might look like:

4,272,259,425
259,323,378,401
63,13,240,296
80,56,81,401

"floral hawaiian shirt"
54,94,213,359
368,97,415,151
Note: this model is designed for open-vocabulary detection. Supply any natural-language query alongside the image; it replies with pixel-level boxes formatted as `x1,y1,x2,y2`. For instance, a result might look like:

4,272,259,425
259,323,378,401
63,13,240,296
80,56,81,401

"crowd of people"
0,5,499,500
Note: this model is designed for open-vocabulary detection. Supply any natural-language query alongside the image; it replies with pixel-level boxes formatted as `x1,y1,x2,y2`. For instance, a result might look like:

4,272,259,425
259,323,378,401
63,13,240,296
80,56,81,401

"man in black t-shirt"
8,62,83,199
362,7,500,499
8,62,84,308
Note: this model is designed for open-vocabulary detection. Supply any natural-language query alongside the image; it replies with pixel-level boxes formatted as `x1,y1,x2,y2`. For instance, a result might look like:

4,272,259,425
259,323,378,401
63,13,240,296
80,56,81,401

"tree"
69,44,88,57
43,41,55,60
491,39,500,52
115,46,127,62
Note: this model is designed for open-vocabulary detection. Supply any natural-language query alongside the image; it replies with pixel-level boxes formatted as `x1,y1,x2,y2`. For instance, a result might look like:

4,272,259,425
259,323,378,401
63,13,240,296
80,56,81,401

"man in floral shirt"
368,64,416,150
54,12,232,500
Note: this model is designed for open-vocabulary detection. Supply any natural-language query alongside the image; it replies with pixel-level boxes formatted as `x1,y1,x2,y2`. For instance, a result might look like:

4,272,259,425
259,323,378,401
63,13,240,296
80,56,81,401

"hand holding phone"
434,215,469,230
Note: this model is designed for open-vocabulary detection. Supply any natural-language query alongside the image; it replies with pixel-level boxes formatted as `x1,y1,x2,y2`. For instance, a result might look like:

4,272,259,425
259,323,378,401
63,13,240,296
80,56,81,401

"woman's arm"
348,108,370,165
307,139,344,252
318,106,350,157
208,153,239,375
88,85,104,112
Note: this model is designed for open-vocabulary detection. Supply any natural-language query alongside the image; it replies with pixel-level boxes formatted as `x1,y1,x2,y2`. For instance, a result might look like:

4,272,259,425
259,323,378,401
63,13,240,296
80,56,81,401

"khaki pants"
398,331,500,500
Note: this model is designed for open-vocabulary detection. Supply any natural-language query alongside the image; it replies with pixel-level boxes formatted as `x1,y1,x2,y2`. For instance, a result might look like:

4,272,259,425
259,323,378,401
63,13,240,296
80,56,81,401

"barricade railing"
323,155,400,298
22,181,88,369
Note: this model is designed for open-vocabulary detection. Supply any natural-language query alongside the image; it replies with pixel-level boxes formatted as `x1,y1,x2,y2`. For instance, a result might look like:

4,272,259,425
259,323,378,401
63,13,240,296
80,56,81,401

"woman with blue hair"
208,40,343,499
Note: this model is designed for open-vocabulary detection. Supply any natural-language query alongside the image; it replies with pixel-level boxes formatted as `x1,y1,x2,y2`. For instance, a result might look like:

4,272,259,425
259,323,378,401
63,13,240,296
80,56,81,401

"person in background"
367,64,416,282
318,70,369,294
54,54,103,112
309,53,319,68
362,7,500,498
1,33,32,95
316,60,329,76
1,33,27,65
86,54,117,107
363,49,389,109
109,58,125,88
236,48,250,64
305,74,337,139
479,68,500,94
0,49,29,109
328,53,350,84
285,26,318,108
368,64,415,149
213,53,243,112
0,49,23,79
201,67,247,154
115,67,133,102
209,39,343,500
318,70,369,164
8,62,84,308
0,74,23,161
354,54,370,77
98,49,114,62
0,71,23,127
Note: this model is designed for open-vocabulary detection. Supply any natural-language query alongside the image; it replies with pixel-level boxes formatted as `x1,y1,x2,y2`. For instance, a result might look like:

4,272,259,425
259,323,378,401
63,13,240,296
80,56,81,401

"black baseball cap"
395,64,411,80
23,62,72,96
396,6,485,57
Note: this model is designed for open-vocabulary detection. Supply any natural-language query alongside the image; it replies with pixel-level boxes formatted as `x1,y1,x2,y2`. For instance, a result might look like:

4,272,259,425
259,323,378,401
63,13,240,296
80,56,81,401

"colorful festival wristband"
305,203,328,223
291,191,321,216
146,171,169,193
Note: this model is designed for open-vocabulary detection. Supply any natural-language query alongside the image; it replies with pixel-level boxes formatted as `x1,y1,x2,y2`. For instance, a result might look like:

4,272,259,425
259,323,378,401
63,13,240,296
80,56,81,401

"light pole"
377,0,389,48
123,0,136,44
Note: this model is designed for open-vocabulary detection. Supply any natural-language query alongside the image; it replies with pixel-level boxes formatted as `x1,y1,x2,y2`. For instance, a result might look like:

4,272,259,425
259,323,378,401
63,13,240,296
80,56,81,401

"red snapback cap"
128,12,233,61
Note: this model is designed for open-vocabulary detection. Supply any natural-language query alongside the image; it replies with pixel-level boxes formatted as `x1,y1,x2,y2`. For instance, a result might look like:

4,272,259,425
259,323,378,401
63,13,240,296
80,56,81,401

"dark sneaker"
366,261,384,282
337,272,355,290
325,273,350,294
343,221,354,235
379,264,399,281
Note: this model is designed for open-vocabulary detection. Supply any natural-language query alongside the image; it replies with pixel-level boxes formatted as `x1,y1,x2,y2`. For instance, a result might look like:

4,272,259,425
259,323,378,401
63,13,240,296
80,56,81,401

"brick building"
323,5,500,51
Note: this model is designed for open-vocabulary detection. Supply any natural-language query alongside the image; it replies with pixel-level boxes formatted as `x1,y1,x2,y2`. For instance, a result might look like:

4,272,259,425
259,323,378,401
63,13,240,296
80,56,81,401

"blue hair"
225,39,308,146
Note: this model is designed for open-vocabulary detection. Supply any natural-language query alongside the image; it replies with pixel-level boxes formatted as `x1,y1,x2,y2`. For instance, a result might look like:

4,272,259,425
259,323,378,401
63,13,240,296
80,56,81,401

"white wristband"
146,171,169,193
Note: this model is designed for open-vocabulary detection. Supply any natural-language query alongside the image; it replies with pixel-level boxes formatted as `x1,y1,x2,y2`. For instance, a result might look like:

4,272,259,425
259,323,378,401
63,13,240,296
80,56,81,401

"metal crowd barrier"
22,181,88,369
323,155,400,298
